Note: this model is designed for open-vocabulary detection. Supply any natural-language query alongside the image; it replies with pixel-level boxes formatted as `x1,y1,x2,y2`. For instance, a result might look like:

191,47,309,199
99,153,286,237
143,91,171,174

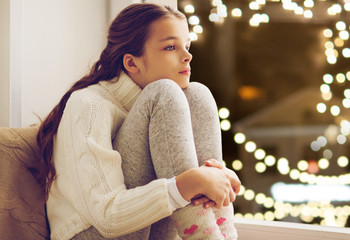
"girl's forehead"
148,17,189,41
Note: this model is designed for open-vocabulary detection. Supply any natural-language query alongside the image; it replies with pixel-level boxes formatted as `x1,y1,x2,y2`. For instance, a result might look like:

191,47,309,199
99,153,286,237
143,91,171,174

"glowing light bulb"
232,160,243,171
244,189,255,201
323,74,333,84
255,193,266,204
320,84,330,93
321,91,332,101
277,158,290,175
184,5,195,14
318,158,329,169
336,73,346,83
220,120,231,131
189,32,198,41
238,185,245,196
336,21,346,31
245,141,256,152
334,38,344,47
209,13,219,22
337,134,347,144
255,162,267,173
345,2,350,11
327,55,337,64
217,4,227,18
231,8,242,17
298,160,308,171
325,41,334,49
304,0,314,8
340,32,349,42
294,6,304,15
343,48,350,58
317,136,327,147
290,169,300,180
304,9,313,18
261,14,269,23
330,105,340,116
316,103,327,113
249,1,260,10
218,107,230,119
234,132,246,144
254,149,266,160
188,15,200,25
311,141,321,151
257,0,266,5
263,197,274,208
264,211,275,221
193,25,203,34
323,149,333,159
264,155,276,166
323,29,333,38
338,156,349,167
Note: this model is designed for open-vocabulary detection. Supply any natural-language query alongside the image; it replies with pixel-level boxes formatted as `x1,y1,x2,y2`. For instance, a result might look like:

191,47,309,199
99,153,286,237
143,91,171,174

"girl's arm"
52,91,240,238
50,92,175,238
178,160,241,209
176,161,241,209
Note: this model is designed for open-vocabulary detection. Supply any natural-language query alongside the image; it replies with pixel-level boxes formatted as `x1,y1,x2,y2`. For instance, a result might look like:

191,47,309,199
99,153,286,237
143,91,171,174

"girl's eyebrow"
159,36,191,42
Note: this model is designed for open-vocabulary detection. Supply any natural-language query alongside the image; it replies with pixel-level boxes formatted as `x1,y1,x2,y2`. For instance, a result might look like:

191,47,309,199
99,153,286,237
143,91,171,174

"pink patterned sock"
212,204,238,240
171,204,225,240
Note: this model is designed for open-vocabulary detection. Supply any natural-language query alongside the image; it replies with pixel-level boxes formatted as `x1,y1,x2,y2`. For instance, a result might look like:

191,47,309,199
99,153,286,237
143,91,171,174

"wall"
0,0,10,127
146,0,177,8
21,0,108,126
1,0,177,127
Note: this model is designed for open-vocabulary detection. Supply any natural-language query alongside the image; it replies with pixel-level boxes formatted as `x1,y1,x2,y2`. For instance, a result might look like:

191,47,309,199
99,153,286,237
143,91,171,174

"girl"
37,3,240,240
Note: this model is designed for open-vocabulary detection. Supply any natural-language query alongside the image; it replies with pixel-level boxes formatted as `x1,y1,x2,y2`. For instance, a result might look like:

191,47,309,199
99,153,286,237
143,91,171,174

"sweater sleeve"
59,91,173,237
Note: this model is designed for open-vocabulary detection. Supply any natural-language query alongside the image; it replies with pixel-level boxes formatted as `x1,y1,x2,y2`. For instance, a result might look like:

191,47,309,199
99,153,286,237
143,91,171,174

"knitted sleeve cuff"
166,177,190,211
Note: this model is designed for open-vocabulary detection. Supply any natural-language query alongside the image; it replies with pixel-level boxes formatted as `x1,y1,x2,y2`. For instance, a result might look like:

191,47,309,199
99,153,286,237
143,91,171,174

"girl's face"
129,16,192,89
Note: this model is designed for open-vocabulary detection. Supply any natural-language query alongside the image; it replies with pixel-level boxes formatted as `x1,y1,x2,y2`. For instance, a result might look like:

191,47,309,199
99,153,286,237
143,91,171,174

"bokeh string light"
235,184,350,227
182,0,350,39
180,0,350,227
232,131,350,185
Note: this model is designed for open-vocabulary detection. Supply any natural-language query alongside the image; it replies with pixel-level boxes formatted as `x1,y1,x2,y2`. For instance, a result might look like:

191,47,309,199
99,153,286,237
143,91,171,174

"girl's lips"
179,69,191,75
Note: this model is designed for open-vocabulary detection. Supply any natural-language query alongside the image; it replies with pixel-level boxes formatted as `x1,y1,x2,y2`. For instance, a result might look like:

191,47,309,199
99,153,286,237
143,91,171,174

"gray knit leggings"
72,79,222,239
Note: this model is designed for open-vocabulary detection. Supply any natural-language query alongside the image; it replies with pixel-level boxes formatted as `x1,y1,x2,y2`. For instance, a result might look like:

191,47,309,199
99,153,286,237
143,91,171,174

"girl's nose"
183,52,192,63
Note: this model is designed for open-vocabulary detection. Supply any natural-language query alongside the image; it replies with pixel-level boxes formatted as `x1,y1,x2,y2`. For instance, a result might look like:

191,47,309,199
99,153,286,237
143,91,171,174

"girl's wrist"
176,168,202,201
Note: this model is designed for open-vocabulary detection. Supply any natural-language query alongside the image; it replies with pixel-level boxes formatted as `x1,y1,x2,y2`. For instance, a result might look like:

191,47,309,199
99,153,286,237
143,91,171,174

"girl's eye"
165,45,175,50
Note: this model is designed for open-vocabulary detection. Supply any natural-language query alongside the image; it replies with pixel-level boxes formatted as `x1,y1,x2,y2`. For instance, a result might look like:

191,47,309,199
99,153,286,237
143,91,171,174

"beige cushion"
0,126,49,239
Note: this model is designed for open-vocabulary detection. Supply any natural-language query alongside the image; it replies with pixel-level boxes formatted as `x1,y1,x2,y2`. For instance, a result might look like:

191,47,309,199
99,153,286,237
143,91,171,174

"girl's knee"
141,79,188,107
185,82,216,103
144,79,182,92
143,79,185,98
186,82,213,98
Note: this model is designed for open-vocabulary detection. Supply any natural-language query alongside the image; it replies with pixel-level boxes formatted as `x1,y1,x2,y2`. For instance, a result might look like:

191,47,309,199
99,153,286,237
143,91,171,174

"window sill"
235,218,350,240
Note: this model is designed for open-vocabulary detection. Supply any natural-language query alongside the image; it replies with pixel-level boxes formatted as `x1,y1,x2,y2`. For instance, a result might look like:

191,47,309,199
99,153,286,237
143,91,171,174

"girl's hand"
177,166,234,209
192,159,241,208
205,159,241,196
192,195,215,209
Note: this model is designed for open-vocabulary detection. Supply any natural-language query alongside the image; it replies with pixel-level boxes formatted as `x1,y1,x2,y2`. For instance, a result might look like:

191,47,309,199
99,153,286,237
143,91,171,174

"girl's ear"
123,54,139,73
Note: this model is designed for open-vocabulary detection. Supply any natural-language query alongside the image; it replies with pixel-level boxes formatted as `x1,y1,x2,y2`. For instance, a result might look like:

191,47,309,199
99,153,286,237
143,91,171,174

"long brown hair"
36,3,186,198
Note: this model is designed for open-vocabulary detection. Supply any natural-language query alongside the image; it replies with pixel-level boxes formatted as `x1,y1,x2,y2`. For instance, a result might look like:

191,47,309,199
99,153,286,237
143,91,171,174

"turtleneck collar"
99,71,142,112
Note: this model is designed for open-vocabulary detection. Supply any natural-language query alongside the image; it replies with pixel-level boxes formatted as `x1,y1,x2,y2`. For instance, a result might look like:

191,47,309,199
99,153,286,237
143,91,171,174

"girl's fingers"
230,172,241,195
204,159,224,169
204,200,216,209
205,159,241,195
192,196,211,206
229,188,236,203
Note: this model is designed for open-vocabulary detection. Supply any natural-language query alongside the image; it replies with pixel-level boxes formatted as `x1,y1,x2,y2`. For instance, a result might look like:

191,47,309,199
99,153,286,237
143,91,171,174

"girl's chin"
176,79,190,89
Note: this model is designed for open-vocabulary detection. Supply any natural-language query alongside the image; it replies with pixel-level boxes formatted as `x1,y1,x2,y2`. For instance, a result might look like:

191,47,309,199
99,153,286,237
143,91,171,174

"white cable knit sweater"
47,72,173,240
